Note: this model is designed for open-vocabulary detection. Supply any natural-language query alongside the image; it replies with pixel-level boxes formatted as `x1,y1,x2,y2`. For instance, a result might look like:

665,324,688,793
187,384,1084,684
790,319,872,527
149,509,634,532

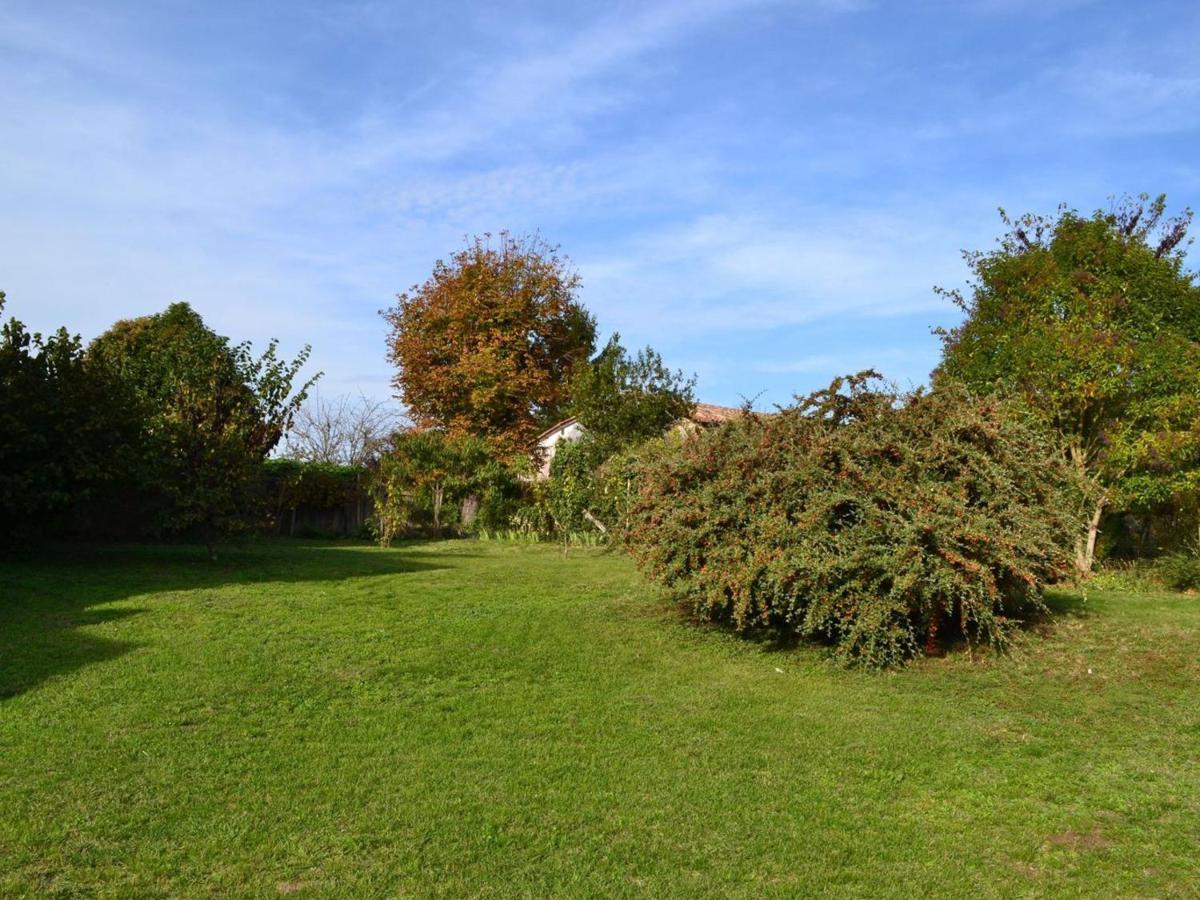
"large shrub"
0,293,138,544
88,302,316,558
371,430,500,543
625,373,1092,667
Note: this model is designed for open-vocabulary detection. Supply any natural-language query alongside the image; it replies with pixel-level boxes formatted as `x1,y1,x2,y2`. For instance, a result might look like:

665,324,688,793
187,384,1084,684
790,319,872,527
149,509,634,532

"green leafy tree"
89,302,317,558
567,334,696,456
372,429,493,542
541,436,610,539
383,233,596,458
935,194,1200,572
525,336,693,543
535,433,664,543
0,292,136,543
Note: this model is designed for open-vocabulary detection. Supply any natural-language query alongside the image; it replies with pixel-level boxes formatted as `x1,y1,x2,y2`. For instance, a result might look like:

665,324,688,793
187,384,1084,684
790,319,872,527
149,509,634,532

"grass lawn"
2,540,1198,897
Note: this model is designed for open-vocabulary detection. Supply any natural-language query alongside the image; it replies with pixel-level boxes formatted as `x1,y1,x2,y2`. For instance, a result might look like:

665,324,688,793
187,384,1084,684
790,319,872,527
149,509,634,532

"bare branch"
284,393,408,466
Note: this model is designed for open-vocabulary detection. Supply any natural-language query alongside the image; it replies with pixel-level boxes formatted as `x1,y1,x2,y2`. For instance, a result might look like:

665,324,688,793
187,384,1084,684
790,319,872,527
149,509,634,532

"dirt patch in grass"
1010,861,1041,879
1044,828,1113,851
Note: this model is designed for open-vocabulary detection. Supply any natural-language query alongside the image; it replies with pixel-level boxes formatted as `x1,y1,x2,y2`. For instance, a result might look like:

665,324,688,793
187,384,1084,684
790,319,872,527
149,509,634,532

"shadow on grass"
0,606,144,701
1042,588,1092,620
0,539,448,701
659,587,1099,668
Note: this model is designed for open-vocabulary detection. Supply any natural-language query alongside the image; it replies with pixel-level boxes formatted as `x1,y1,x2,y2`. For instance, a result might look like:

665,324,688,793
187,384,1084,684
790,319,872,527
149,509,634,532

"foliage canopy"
0,292,136,543
89,302,317,556
935,194,1200,568
567,333,695,457
383,233,596,458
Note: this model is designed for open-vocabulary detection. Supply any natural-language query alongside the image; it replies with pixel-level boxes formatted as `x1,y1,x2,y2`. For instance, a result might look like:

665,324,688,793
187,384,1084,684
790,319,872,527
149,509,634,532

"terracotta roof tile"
689,402,744,425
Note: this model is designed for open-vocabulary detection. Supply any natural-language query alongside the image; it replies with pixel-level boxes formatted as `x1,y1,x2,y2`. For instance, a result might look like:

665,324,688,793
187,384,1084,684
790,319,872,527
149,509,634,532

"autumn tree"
935,194,1200,572
383,233,596,458
90,302,318,558
568,334,696,457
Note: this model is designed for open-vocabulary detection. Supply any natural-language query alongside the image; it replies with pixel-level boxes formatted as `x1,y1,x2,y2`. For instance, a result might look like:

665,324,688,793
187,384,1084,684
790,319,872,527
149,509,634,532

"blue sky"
3,0,1198,410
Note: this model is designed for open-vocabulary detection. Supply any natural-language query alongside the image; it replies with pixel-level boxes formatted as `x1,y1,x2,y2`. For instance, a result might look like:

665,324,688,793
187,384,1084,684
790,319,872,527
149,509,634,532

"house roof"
534,416,580,444
533,403,746,447
689,402,744,425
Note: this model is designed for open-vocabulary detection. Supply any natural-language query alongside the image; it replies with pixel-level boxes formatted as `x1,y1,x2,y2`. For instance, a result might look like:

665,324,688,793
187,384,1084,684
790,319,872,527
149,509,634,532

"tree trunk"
203,520,217,562
460,495,480,528
1076,496,1105,576
1066,439,1104,576
433,483,444,533
925,607,940,656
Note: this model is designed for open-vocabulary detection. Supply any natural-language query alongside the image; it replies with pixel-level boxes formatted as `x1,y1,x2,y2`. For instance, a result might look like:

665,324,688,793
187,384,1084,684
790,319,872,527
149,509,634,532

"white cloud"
576,206,987,338
1,0,1195,410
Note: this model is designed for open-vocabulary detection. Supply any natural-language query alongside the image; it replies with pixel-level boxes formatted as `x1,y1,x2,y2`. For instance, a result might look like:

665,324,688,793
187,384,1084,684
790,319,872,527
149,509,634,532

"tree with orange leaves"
383,233,596,458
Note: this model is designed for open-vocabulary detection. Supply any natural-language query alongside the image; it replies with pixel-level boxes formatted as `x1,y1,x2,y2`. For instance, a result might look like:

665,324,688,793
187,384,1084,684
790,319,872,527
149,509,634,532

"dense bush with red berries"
624,373,1092,667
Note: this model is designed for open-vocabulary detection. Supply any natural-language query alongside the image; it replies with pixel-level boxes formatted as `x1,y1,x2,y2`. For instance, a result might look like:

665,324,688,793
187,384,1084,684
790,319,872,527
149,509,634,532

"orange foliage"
383,233,595,458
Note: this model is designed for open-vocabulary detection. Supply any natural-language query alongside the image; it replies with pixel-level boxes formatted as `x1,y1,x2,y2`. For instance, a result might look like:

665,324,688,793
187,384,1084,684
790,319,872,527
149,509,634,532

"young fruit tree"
382,233,596,459
935,194,1200,572
371,430,492,542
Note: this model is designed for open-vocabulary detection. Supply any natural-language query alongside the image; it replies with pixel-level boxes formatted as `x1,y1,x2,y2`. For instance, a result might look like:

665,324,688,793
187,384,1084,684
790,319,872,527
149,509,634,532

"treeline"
6,193,1200,664
0,298,315,558
367,195,1200,665
375,199,1200,565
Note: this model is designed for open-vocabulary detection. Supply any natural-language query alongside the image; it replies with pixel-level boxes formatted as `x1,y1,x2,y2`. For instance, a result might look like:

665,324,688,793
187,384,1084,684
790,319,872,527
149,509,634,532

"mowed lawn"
1,541,1198,898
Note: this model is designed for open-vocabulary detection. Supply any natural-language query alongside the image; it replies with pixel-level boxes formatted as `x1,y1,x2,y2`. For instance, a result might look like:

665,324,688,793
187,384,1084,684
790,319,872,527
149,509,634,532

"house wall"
535,420,586,479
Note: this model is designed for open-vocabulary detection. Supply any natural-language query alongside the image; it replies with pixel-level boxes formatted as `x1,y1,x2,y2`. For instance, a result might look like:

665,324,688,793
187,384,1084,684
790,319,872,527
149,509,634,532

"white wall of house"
534,418,586,479
531,403,743,479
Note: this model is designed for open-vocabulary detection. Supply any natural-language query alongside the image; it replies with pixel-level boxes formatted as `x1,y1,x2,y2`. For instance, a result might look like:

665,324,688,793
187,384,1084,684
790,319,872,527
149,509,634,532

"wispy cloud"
0,0,1196,408
578,206,985,337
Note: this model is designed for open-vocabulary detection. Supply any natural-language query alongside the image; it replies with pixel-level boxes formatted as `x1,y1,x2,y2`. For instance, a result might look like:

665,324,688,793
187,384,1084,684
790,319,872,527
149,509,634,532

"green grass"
2,540,1198,898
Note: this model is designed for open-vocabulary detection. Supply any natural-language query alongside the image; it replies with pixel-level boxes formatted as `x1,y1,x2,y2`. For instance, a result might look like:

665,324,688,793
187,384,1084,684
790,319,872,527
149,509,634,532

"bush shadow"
1041,588,1093,620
